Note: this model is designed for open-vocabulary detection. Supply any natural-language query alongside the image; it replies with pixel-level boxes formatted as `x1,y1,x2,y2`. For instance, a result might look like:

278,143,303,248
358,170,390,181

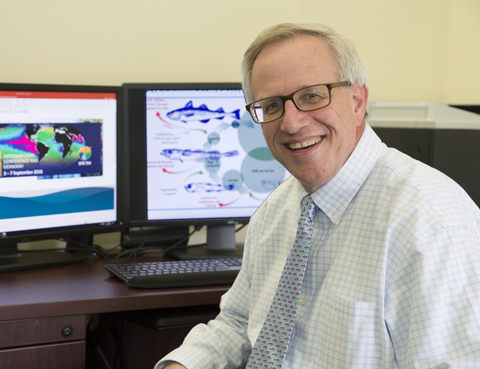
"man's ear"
351,84,369,126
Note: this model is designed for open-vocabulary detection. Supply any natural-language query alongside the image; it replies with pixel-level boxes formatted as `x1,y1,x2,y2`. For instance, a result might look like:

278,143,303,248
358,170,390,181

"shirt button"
332,214,339,221
299,298,306,306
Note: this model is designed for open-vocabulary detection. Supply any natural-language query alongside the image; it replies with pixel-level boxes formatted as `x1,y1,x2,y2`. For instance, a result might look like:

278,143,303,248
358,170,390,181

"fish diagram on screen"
158,100,287,201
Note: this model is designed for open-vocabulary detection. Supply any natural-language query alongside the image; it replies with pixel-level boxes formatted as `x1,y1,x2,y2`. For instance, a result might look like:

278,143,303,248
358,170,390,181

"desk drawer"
0,341,85,369
0,315,85,348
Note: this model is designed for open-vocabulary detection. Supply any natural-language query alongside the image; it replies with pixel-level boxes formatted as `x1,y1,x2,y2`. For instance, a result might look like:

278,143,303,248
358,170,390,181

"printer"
367,101,480,206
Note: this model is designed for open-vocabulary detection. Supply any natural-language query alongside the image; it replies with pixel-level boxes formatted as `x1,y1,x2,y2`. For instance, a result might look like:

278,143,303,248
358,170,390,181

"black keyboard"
105,258,242,289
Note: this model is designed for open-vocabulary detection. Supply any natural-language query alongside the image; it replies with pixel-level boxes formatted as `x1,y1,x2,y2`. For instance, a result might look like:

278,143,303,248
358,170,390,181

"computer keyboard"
105,258,242,289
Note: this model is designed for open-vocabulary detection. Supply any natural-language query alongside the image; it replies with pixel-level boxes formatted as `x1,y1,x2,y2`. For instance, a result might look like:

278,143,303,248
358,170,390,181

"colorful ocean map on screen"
0,122,102,178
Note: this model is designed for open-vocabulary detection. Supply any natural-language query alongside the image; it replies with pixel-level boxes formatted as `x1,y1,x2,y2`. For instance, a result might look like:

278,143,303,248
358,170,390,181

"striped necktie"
247,194,316,368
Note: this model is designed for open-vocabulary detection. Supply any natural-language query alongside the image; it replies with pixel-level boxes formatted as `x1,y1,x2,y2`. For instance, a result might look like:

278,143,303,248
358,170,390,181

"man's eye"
297,88,328,105
263,100,282,115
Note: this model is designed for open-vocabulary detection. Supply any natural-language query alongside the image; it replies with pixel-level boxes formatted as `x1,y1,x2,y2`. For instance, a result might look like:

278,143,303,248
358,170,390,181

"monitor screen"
0,83,122,271
123,83,290,259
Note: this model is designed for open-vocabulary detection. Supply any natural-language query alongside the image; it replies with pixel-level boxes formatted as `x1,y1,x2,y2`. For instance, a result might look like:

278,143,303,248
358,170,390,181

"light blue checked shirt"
157,124,480,368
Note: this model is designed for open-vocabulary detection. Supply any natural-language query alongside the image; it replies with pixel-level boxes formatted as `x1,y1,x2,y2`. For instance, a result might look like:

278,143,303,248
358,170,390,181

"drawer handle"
61,325,74,338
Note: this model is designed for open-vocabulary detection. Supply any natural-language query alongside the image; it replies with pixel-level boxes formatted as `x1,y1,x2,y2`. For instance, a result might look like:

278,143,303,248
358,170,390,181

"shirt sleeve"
155,228,256,369
385,224,480,368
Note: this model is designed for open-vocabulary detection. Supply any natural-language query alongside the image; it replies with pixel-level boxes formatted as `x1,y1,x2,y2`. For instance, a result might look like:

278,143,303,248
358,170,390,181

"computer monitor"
0,83,122,272
123,83,290,259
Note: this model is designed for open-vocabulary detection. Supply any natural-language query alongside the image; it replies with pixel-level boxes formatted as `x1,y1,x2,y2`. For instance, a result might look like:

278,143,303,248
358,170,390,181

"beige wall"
1,0,479,103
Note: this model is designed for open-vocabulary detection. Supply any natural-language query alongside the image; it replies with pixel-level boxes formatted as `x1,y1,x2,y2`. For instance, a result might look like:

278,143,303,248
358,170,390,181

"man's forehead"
251,35,338,98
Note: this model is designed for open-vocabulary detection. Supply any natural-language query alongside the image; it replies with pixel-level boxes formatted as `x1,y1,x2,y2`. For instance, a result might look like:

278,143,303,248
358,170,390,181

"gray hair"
241,23,369,103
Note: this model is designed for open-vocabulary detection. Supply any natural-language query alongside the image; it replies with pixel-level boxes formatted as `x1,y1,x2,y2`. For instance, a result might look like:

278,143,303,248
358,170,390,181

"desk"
0,254,230,369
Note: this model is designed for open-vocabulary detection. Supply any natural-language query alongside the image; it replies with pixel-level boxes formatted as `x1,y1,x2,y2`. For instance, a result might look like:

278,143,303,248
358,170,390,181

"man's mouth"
287,137,323,151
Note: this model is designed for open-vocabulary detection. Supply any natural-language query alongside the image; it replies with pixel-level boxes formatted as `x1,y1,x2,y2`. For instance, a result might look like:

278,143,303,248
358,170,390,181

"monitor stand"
0,240,90,273
167,225,243,260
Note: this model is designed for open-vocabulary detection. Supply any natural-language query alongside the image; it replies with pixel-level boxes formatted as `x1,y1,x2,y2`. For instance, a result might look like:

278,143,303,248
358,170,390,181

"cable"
111,225,203,262
85,314,113,369
235,224,247,233
56,225,205,263
51,223,242,263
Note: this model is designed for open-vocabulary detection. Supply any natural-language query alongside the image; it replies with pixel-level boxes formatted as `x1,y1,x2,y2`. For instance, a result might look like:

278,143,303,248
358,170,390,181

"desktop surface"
0,254,230,322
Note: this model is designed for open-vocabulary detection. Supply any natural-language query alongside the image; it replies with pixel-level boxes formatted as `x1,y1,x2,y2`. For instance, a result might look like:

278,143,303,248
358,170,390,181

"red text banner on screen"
0,91,116,100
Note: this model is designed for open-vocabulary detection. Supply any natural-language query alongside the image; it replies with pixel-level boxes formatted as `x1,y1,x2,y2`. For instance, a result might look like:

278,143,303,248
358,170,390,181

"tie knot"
301,194,316,219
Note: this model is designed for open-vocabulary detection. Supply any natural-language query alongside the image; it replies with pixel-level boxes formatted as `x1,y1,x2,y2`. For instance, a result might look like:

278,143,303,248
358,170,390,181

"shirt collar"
296,123,384,225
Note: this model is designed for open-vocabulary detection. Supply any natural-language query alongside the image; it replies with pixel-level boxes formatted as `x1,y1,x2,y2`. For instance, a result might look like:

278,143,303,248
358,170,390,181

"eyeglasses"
245,81,351,124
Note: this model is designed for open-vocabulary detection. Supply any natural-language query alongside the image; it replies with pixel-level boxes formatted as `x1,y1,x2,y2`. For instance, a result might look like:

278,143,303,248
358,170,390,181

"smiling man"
247,32,367,193
157,23,480,369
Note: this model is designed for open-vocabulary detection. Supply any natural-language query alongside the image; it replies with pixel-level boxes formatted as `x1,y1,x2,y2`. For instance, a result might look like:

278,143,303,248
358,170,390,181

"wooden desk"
0,254,230,369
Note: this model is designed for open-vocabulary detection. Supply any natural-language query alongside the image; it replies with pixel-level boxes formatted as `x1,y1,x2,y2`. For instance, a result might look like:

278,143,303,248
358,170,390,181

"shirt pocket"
315,291,378,368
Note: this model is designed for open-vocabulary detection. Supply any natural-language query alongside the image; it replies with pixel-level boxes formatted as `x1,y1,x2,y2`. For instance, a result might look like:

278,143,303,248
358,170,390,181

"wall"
446,0,480,103
1,0,479,103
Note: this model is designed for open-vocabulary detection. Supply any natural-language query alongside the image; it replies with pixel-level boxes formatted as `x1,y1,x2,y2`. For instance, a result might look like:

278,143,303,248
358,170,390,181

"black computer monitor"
123,83,290,259
0,83,123,272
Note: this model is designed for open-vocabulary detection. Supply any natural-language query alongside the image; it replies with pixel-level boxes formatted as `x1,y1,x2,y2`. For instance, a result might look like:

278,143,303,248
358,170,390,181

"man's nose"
280,99,308,134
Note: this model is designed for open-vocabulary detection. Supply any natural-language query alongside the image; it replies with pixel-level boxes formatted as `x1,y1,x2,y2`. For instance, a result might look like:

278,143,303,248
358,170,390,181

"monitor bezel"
122,82,252,229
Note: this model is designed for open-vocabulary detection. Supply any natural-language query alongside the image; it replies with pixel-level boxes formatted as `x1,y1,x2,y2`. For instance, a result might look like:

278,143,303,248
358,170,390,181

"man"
158,23,480,368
